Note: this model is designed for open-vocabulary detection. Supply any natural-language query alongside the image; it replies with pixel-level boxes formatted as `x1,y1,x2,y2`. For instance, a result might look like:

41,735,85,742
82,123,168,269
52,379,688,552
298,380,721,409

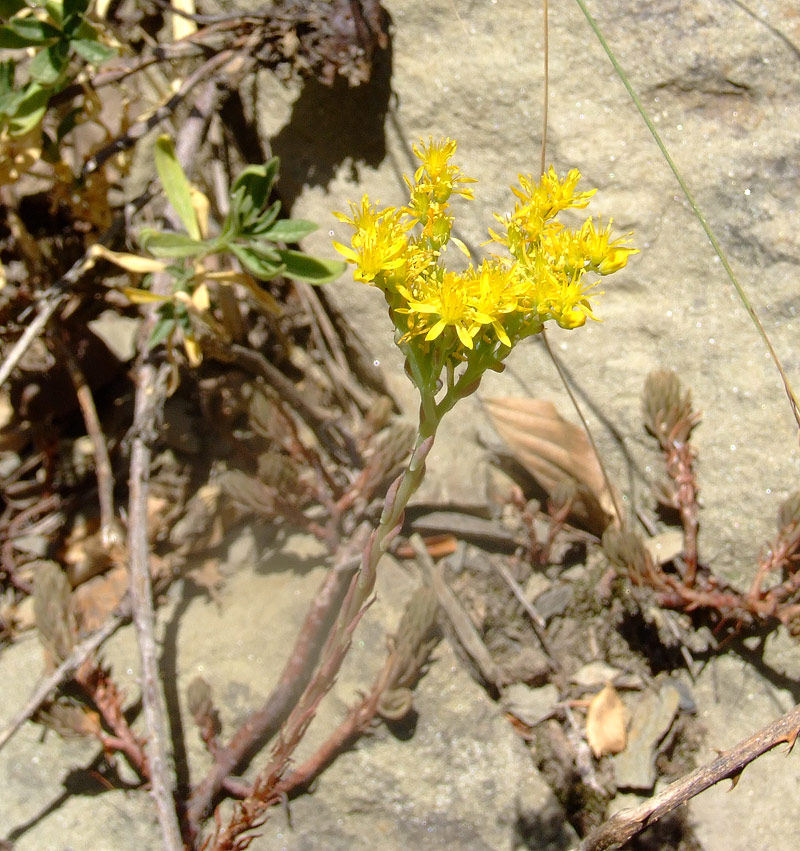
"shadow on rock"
270,33,393,211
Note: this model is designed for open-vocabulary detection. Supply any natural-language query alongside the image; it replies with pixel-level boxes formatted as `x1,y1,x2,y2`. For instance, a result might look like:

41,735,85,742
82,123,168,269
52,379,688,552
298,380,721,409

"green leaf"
243,239,282,264
154,135,200,240
6,16,61,43
7,83,48,134
230,243,284,281
71,38,115,64
275,249,346,284
0,24,39,47
29,39,69,84
139,228,206,258
0,61,14,95
257,218,318,243
64,0,89,19
0,87,24,119
149,310,176,348
240,199,280,236
229,159,280,229
0,1,28,19
42,1,64,24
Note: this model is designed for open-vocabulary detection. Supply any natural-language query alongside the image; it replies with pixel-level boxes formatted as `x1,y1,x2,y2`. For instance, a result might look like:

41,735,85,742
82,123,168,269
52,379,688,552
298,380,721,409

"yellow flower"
412,137,477,204
579,217,639,275
333,197,408,285
333,194,382,235
512,167,596,219
333,140,634,367
398,270,486,350
467,261,519,347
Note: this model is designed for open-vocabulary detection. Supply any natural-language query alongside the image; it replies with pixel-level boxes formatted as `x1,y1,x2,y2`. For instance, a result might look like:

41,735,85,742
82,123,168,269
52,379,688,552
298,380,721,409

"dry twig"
128,358,183,851
576,702,800,850
56,334,121,547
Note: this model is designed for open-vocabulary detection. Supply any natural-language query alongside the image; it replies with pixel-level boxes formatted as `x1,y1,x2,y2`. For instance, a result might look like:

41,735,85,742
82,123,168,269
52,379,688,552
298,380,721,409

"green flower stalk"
332,135,636,625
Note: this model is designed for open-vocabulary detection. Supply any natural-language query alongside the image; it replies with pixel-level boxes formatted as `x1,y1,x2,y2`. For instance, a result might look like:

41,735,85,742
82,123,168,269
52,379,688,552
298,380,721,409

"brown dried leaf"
485,397,620,534
586,682,627,758
71,564,128,632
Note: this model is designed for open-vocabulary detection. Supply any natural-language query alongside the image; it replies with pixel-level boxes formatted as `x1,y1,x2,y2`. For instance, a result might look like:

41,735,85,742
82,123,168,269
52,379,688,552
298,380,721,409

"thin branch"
493,557,564,683
576,702,800,851
128,359,184,851
0,294,63,391
56,334,121,547
0,602,129,754
82,48,239,178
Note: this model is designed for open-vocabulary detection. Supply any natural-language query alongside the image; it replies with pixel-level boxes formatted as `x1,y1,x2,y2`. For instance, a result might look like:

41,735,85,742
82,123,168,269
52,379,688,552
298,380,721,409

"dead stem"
128,359,184,851
82,48,240,179
576,702,800,851
56,334,121,547
221,662,394,848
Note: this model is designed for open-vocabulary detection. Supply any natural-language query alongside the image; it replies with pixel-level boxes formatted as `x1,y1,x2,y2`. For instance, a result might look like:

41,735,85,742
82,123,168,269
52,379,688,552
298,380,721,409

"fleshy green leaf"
7,83,48,134
154,135,200,240
139,228,206,258
239,199,280,236
243,240,281,264
0,25,40,47
0,87,24,118
230,243,284,281
71,38,115,64
229,159,280,230
0,1,28,18
149,310,176,348
275,249,346,284
0,61,14,95
29,39,69,84
257,218,318,243
6,16,61,43
42,1,64,24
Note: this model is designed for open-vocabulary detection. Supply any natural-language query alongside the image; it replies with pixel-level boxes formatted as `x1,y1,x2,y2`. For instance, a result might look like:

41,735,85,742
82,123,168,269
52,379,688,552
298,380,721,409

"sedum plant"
334,137,636,443
330,138,636,722
204,140,638,840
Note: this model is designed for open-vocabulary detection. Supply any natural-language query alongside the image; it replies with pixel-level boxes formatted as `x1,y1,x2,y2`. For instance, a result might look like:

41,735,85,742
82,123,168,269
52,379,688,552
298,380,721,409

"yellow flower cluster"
334,138,636,357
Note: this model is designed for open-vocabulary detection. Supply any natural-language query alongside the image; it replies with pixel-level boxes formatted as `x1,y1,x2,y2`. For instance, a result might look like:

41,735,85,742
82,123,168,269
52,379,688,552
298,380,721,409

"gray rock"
503,683,559,728
534,584,574,622
613,685,681,791
571,662,622,690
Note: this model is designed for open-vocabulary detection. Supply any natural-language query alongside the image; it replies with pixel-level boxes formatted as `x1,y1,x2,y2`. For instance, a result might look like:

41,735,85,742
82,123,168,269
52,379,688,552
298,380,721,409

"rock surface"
0,536,577,851
4,1,800,850
267,0,800,582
